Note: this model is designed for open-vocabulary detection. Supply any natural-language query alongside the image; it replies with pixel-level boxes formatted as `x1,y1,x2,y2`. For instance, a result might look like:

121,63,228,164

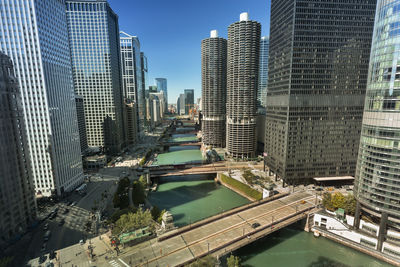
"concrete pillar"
377,212,388,252
353,201,361,229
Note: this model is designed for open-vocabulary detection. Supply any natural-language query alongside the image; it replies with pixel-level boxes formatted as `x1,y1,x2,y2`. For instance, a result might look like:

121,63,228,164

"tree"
151,206,161,221
112,209,154,236
188,255,217,267
331,192,346,210
139,175,148,188
227,255,241,267
322,192,334,211
132,181,146,206
344,194,356,216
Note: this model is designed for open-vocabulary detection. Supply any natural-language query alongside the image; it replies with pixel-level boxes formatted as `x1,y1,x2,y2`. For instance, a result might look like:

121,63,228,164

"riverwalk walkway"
116,191,316,267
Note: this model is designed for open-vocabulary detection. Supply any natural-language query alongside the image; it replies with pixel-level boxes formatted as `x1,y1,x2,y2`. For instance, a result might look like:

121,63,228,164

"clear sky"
108,0,270,104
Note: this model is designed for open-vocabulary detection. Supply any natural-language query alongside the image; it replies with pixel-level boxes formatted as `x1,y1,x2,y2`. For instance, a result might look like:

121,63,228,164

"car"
251,222,261,229
45,262,54,267
63,208,69,214
38,255,47,264
71,201,77,207
79,239,84,245
43,223,49,230
67,201,73,206
41,243,47,252
58,219,65,226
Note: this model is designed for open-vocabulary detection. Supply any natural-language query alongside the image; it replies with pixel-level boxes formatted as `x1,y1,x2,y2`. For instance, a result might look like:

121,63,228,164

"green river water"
170,133,198,143
148,146,392,266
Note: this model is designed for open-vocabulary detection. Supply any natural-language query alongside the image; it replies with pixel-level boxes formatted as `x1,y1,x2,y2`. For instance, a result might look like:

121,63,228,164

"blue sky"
109,0,270,104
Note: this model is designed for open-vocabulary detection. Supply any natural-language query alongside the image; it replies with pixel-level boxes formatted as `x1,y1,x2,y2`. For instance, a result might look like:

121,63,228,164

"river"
148,146,391,266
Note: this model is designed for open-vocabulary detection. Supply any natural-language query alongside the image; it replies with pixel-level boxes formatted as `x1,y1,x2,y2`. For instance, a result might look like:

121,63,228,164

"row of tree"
322,192,356,216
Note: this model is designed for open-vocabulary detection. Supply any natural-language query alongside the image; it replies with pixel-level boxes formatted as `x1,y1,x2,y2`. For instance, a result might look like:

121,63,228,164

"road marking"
118,258,130,267
109,260,121,267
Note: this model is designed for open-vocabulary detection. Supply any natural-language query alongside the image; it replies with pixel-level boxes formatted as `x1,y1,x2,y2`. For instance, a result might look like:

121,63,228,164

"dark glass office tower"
265,0,376,184
66,0,124,155
184,89,195,115
227,13,261,159
353,0,400,253
201,30,227,148
0,52,36,242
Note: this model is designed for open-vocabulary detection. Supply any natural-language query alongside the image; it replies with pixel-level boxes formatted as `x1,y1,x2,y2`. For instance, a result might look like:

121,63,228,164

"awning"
313,176,354,182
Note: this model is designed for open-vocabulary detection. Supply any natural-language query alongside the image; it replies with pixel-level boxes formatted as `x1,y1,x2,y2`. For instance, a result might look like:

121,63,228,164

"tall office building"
0,0,84,196
226,13,261,159
75,95,88,154
178,93,186,115
184,89,195,115
140,52,148,124
265,0,376,184
155,78,168,113
124,99,138,145
201,30,227,147
258,36,269,109
0,53,36,242
66,0,124,155
120,32,144,126
354,0,400,252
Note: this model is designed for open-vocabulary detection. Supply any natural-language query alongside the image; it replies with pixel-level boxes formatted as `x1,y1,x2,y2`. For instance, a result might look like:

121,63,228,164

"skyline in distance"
109,0,270,103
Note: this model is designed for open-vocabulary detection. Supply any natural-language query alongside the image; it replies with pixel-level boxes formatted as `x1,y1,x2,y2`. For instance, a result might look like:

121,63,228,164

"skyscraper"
258,36,269,109
354,0,400,252
184,89,195,115
265,0,376,185
124,99,138,145
120,32,144,126
201,30,227,148
140,52,148,124
226,12,261,159
155,78,168,113
178,93,186,115
66,0,124,155
0,0,84,196
75,95,88,154
0,52,36,242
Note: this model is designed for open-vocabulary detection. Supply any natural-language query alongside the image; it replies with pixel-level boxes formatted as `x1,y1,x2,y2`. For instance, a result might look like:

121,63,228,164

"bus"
75,183,87,195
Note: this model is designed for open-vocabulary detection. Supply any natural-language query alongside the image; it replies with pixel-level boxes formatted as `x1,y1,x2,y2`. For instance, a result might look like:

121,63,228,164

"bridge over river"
116,191,318,267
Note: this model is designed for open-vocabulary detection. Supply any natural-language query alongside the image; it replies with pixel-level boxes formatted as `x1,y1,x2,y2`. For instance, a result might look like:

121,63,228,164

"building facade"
201,30,227,148
258,36,269,109
155,78,168,113
75,95,88,154
124,99,138,145
226,13,261,159
354,0,400,250
178,93,186,115
120,32,144,128
184,89,195,115
66,0,124,155
140,52,148,125
265,0,376,184
0,52,36,243
0,0,84,196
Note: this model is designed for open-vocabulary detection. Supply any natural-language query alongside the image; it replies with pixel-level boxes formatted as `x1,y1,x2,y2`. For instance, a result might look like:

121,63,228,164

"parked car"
251,222,261,229
63,208,69,214
49,250,56,260
43,223,49,231
71,201,77,207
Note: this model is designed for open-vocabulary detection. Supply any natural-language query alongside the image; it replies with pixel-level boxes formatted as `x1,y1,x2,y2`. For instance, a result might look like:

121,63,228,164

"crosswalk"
109,260,121,267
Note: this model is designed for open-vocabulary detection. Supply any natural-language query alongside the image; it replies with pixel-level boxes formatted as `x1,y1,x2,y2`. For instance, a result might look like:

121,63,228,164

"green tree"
132,181,146,206
331,192,346,210
227,255,241,267
322,192,334,211
112,209,154,236
151,206,161,221
139,175,148,188
344,194,356,216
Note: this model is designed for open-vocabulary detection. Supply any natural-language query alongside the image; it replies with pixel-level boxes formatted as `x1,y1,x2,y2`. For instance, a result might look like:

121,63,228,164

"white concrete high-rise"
0,0,84,196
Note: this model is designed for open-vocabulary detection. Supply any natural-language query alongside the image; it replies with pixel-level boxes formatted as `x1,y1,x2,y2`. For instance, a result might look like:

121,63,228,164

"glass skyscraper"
155,78,168,113
120,32,144,127
265,0,376,185
0,52,36,241
258,36,269,109
354,0,400,252
0,0,84,196
184,89,195,115
226,13,261,159
66,0,124,155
